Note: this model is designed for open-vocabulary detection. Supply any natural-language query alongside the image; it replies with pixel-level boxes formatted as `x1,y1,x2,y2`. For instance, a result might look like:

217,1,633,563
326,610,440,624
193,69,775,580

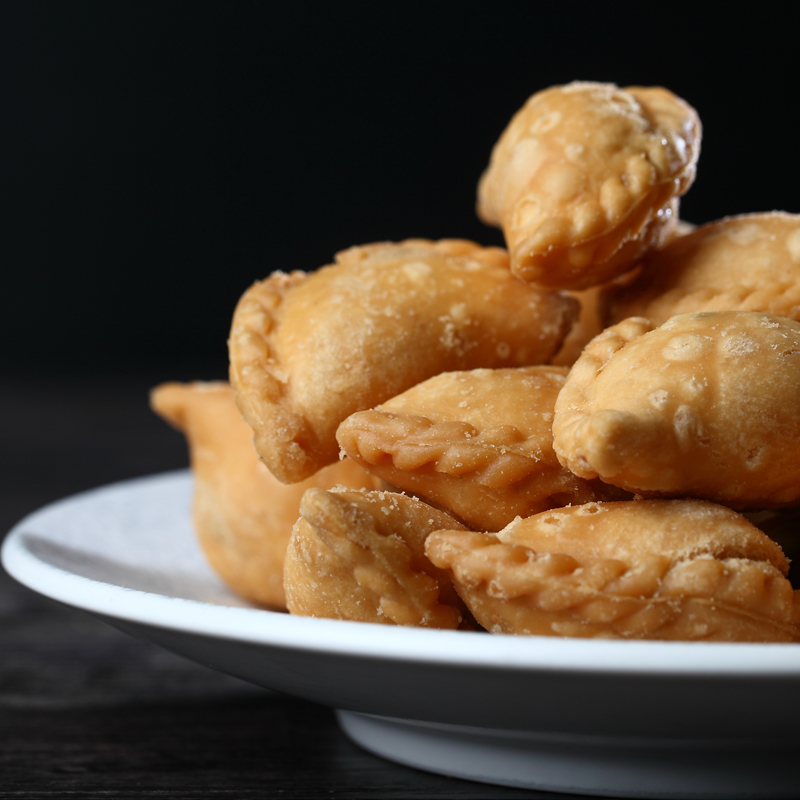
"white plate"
4,471,800,799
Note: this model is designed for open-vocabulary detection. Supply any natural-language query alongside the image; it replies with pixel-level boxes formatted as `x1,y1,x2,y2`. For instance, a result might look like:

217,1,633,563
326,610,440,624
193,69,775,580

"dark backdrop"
3,2,798,379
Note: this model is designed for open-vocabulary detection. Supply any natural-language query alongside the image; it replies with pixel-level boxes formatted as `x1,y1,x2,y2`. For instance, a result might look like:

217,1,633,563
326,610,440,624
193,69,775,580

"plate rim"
5,469,800,679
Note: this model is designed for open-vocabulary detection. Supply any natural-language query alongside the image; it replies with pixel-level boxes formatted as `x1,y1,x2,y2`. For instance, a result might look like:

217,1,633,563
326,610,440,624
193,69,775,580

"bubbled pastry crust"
477,82,700,290
337,366,629,532
425,500,799,641
552,311,800,506
283,488,472,629
229,239,578,484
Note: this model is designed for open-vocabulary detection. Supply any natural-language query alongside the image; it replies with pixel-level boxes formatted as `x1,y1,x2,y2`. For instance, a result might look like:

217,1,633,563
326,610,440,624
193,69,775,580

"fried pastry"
426,500,799,641
602,212,800,326
229,238,578,484
553,311,800,506
550,221,696,366
150,381,376,609
284,487,473,628
477,82,700,290
337,366,628,531
550,286,606,366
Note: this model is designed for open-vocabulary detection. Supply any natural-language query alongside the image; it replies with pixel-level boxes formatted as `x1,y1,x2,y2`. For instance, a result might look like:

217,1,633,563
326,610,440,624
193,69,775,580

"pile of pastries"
153,81,800,642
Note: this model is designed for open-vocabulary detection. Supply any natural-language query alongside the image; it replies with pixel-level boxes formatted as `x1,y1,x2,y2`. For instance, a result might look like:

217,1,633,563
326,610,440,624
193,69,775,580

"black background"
3,2,799,380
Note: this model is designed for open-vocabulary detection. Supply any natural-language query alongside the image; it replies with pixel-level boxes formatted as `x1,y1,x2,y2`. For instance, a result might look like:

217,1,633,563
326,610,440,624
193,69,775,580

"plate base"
337,710,799,799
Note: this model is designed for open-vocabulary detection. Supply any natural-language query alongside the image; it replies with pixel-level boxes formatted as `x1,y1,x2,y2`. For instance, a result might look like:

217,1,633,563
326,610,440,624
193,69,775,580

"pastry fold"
150,381,375,609
229,238,578,484
477,82,700,290
426,500,799,641
284,488,472,629
337,366,628,531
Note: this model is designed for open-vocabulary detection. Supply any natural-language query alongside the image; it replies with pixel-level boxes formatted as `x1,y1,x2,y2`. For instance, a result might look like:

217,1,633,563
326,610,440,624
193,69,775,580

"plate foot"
337,710,798,798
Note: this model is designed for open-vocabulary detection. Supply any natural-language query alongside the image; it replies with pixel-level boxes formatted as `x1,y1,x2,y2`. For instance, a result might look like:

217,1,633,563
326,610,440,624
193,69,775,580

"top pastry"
229,239,578,483
477,82,701,290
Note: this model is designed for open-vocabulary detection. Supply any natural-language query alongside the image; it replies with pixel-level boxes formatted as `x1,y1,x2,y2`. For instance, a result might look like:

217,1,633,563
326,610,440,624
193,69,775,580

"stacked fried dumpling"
552,311,800,507
476,82,700,290
600,212,800,328
426,500,798,642
150,382,377,609
284,487,475,629
228,238,578,484
337,366,630,532
154,81,800,643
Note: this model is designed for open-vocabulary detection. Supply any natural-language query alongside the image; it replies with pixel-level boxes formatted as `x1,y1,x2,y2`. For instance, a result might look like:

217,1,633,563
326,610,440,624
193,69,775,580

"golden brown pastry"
337,366,629,531
150,381,376,609
673,219,698,238
550,286,606,366
553,311,800,507
550,219,697,366
426,500,799,641
284,488,473,628
602,212,800,326
477,82,700,290
229,238,579,484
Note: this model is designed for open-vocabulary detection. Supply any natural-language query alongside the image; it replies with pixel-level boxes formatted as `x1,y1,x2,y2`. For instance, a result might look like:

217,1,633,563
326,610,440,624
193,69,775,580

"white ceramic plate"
4,471,800,799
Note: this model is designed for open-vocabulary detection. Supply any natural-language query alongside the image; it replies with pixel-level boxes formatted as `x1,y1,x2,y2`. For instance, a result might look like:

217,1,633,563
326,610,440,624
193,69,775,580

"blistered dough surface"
337,366,628,531
150,381,375,609
425,500,798,641
603,212,800,326
477,82,700,290
284,488,471,628
551,219,696,366
229,239,578,483
553,311,800,506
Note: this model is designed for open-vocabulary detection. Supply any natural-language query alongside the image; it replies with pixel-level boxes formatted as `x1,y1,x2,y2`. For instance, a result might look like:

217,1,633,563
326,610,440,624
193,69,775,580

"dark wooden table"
0,374,569,798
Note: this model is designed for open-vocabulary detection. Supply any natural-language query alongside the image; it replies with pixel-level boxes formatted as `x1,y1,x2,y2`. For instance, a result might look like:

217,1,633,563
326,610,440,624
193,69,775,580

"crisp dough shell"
150,381,376,609
337,366,629,531
477,82,700,290
229,238,578,483
284,487,472,628
552,311,800,506
425,500,798,641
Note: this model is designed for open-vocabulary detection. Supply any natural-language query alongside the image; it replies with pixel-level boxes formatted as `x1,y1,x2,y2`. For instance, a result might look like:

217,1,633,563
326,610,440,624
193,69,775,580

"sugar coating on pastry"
477,82,700,290
337,366,629,531
229,238,579,484
602,212,800,326
150,381,376,609
284,488,472,628
553,311,800,506
425,499,799,641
